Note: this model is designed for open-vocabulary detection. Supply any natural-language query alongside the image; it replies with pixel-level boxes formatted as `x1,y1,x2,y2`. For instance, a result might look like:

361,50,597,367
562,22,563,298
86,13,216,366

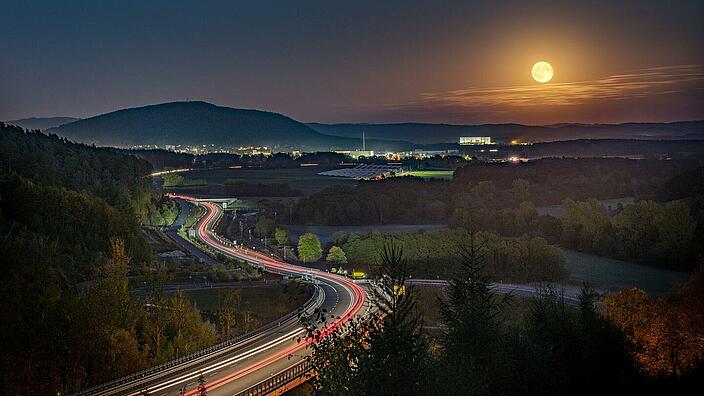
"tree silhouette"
197,372,207,395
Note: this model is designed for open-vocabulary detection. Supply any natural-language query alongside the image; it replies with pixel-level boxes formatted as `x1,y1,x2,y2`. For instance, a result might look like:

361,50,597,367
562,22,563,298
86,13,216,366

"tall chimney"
362,131,366,151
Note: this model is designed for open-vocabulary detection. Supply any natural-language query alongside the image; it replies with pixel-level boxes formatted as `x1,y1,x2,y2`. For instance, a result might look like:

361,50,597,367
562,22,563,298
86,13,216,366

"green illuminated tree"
326,245,347,264
274,227,289,245
326,246,347,271
298,233,322,263
162,172,185,187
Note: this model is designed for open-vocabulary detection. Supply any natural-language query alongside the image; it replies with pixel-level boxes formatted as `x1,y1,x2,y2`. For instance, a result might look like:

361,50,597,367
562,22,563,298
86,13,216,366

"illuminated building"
459,136,493,145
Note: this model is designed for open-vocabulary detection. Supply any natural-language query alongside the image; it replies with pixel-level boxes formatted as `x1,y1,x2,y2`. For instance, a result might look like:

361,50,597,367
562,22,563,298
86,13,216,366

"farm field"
405,170,455,180
180,166,357,195
560,248,688,296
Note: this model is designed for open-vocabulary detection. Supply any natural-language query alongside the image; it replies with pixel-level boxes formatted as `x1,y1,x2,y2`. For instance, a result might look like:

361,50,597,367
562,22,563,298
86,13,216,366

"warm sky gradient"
1,0,702,124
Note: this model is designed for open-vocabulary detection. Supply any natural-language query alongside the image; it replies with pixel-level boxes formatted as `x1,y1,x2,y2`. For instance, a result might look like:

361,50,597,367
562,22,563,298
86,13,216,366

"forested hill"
0,122,180,393
46,101,408,150
0,122,175,270
0,122,152,205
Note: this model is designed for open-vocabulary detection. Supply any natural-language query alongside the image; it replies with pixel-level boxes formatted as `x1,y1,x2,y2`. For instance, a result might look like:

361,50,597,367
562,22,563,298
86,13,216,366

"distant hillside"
47,101,411,151
6,116,80,131
307,121,704,144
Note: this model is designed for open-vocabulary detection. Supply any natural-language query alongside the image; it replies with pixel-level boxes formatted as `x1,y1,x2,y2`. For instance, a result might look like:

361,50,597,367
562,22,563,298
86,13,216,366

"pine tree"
304,241,432,395
438,231,509,394
359,241,431,395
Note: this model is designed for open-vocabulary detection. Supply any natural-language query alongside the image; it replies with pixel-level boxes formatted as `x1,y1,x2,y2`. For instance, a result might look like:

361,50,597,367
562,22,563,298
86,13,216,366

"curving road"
84,192,582,395
176,198,368,395
85,196,368,396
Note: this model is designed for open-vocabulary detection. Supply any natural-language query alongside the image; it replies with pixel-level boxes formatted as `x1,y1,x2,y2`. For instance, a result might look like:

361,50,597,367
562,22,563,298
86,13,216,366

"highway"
83,196,368,396
82,194,584,396
180,199,368,395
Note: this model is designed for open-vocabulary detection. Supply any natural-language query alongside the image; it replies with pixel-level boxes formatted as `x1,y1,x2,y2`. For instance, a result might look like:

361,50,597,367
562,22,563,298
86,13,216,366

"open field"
180,166,357,195
560,248,688,295
405,170,455,180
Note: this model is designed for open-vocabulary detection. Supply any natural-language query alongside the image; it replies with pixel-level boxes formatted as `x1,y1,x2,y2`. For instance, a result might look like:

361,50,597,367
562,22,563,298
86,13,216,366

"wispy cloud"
372,64,704,120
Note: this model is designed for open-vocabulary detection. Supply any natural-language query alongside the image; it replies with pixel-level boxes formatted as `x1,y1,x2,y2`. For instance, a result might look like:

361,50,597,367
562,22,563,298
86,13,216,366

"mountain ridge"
307,120,704,144
31,101,704,148
6,116,81,131
47,101,412,150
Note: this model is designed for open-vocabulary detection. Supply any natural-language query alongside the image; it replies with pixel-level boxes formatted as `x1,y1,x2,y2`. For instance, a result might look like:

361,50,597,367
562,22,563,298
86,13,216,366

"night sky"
2,0,703,124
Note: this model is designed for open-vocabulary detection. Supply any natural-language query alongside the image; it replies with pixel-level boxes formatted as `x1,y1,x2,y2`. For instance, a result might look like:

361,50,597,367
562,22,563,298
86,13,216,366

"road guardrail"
75,284,323,396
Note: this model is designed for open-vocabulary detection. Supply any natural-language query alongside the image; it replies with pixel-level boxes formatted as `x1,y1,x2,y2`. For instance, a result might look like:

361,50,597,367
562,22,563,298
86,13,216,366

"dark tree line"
294,177,452,225
657,165,704,254
453,157,701,205
511,139,704,159
293,157,703,227
558,198,699,271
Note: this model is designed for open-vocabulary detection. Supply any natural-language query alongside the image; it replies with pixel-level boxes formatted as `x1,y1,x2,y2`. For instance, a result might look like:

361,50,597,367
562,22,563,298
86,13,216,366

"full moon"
531,61,553,83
